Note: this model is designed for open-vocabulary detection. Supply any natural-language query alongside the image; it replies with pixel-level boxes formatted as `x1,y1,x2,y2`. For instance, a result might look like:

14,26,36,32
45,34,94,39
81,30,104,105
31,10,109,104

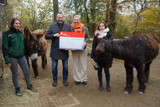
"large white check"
59,32,85,50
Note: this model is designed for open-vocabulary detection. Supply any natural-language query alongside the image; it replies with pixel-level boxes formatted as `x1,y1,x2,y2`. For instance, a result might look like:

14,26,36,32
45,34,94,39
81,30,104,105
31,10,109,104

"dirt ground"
0,41,160,107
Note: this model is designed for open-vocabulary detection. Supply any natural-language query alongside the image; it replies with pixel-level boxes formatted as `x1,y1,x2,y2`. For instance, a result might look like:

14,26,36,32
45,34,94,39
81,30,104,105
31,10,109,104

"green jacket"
2,27,25,64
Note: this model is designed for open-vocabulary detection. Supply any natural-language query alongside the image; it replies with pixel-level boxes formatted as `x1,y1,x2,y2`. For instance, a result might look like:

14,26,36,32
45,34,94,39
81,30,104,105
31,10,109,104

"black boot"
15,87,23,96
105,69,111,92
99,83,103,91
106,84,111,92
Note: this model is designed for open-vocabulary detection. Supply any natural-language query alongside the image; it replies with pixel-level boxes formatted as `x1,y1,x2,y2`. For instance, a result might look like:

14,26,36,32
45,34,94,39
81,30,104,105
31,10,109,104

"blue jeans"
98,68,110,85
52,58,68,81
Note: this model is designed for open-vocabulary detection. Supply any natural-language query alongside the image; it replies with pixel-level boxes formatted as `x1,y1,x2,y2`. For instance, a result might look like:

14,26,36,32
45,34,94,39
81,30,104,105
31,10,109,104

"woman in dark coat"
91,21,113,91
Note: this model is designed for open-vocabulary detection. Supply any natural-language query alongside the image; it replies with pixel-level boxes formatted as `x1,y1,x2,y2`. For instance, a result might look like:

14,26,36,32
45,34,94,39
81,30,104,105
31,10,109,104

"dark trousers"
97,68,110,85
52,58,68,81
10,56,31,89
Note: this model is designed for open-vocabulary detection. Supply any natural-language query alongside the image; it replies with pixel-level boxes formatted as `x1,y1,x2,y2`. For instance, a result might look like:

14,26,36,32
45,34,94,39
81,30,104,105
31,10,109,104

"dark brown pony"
24,26,48,78
95,34,159,94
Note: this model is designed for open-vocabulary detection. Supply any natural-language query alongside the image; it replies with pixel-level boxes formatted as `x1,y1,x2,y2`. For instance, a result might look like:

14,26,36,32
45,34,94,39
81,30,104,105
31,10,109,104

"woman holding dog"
91,21,113,91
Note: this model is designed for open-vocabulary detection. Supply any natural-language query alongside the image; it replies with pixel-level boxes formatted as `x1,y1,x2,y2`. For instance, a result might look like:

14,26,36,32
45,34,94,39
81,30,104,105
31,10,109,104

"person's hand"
90,58,93,62
97,35,103,39
7,63,11,67
53,33,60,37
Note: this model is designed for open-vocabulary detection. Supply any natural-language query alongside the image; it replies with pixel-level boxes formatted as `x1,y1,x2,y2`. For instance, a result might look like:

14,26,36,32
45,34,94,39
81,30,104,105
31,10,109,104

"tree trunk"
53,0,59,22
105,0,110,25
84,0,89,24
90,0,96,21
89,0,97,37
109,0,117,35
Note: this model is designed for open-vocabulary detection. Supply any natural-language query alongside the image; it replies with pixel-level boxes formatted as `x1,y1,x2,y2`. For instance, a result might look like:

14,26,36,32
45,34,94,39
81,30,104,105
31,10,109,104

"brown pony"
24,26,48,78
95,34,159,94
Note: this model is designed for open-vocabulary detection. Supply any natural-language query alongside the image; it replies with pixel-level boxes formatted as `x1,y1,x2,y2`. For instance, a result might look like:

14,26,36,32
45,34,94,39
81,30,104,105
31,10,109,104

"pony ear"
24,25,32,39
40,29,47,37
43,29,47,35
24,25,37,40
32,29,46,38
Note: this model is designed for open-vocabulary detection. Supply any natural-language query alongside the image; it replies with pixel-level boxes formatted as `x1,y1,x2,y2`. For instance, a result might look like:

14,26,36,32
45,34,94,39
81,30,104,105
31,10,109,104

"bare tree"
132,0,147,34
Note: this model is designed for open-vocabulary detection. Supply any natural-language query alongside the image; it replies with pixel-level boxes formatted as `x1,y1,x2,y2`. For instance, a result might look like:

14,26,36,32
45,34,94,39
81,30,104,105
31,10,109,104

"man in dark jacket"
45,12,71,87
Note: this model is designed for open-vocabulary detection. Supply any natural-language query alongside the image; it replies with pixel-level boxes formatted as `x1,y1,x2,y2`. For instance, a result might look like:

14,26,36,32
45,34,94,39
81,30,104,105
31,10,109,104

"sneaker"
82,81,87,85
27,84,37,92
63,80,68,87
75,81,81,85
15,87,23,96
52,81,57,87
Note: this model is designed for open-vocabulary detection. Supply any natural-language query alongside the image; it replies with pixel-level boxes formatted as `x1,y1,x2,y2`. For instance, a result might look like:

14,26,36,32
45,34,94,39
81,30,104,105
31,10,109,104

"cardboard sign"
59,32,85,50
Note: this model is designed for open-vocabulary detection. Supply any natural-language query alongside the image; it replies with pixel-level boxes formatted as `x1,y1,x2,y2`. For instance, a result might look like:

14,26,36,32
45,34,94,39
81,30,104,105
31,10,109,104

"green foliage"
88,0,106,22
115,15,132,38
137,6,160,34
64,0,84,17
114,4,160,39
19,0,53,30
87,50,91,56
1,0,19,32
64,0,106,24
2,0,53,31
